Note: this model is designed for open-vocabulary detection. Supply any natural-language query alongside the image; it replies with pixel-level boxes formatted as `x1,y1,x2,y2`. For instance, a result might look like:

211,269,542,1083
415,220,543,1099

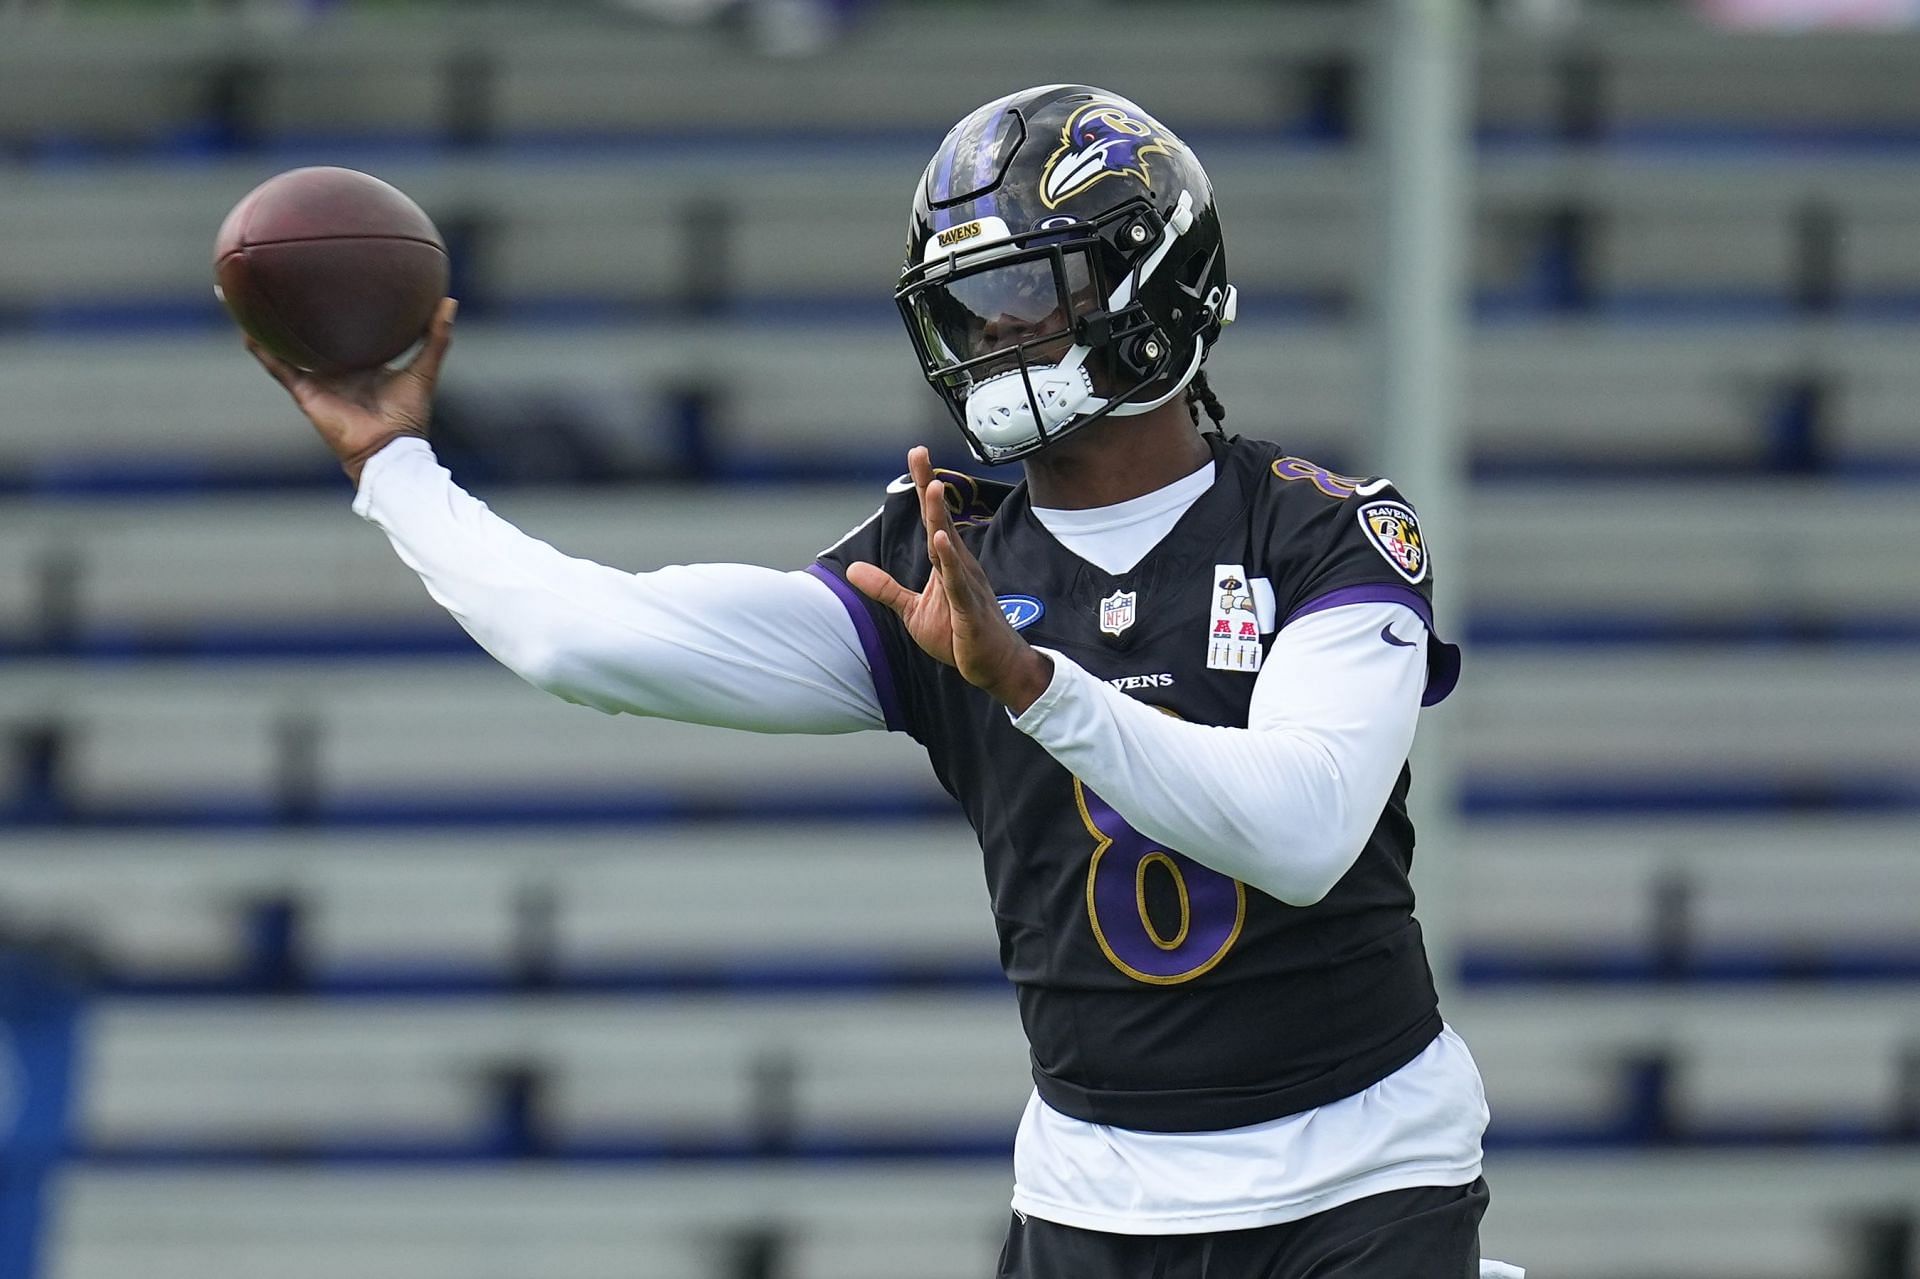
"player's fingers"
921,476,946,534
911,450,949,548
929,530,957,599
403,297,458,387
926,474,969,548
846,562,918,617
907,446,934,498
245,338,301,394
931,529,993,614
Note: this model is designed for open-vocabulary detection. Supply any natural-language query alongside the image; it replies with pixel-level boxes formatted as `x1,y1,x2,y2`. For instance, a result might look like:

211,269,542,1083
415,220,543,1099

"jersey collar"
999,432,1254,590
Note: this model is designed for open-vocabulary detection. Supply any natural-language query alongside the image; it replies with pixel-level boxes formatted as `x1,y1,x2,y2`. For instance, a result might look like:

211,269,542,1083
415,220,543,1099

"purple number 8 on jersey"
1077,781,1246,985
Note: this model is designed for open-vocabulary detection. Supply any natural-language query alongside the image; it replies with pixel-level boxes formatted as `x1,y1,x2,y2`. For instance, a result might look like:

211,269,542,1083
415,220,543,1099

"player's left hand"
848,447,1055,714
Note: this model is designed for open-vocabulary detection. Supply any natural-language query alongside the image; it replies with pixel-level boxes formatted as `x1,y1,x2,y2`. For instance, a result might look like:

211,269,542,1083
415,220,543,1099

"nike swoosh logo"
1380,623,1416,648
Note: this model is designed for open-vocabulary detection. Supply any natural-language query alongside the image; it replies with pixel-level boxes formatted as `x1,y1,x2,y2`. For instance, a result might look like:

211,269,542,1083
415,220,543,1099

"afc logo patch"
1358,500,1427,584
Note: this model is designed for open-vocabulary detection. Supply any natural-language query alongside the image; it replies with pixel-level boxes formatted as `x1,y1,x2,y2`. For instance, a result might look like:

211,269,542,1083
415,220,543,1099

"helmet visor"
905,246,1101,383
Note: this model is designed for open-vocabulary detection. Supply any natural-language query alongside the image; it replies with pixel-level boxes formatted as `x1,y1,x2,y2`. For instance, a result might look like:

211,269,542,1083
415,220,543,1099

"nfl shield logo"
1098,589,1137,636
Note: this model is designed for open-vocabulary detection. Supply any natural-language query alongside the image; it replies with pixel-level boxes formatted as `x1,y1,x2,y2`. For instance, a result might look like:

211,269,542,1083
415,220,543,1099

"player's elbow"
1271,854,1352,908
497,634,567,693
1242,773,1372,907
492,633,608,709
1262,836,1366,907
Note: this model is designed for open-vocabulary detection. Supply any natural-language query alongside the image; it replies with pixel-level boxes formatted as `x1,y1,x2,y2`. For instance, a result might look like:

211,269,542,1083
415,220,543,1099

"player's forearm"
1013,662,1372,904
1011,607,1425,906
352,438,604,679
352,438,886,733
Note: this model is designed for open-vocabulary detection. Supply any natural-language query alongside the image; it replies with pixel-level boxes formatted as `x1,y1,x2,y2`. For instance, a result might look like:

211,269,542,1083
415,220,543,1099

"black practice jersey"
812,432,1462,1133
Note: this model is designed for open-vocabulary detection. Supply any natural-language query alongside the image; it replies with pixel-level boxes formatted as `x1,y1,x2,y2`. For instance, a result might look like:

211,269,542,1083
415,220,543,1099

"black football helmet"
897,84,1237,465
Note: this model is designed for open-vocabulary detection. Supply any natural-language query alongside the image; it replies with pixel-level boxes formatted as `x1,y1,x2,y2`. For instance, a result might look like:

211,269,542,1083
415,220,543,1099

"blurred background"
2,0,1919,1276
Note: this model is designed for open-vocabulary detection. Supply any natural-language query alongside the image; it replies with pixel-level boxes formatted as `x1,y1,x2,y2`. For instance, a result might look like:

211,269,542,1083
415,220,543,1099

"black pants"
997,1178,1489,1279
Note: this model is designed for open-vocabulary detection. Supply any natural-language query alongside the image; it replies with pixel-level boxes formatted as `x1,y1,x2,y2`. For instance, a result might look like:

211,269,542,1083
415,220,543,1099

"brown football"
214,166,449,374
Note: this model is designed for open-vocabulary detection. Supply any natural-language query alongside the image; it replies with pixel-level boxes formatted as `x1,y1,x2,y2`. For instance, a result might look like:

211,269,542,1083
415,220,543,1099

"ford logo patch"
998,595,1045,631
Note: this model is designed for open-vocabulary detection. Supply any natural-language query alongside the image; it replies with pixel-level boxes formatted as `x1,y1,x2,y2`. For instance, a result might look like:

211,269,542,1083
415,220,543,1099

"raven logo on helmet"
1040,103,1176,209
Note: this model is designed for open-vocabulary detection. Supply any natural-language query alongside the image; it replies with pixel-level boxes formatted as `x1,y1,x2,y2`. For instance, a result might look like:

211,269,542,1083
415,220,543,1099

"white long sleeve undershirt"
354,437,885,735
354,436,1429,904
1010,610,1424,907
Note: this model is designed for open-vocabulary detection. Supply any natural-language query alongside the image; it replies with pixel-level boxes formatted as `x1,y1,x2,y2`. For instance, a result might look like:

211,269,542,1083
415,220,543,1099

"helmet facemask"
897,192,1200,465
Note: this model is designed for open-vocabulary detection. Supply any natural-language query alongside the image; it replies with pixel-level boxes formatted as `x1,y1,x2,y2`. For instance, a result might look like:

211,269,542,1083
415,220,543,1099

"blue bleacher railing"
0,950,83,1279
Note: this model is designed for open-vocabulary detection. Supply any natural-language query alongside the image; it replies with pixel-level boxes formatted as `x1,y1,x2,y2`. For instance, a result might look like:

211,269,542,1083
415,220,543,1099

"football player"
251,84,1503,1279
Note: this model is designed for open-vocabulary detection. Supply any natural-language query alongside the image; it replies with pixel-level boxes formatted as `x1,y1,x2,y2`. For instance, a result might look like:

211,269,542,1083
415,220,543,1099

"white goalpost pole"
1367,0,1475,1006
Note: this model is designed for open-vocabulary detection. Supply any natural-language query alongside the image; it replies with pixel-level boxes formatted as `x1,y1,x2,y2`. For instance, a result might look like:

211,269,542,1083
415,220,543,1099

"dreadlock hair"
1184,369,1227,432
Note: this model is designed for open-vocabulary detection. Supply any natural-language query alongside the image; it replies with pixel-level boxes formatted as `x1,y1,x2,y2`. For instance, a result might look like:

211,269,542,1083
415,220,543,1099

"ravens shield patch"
1358,500,1427,584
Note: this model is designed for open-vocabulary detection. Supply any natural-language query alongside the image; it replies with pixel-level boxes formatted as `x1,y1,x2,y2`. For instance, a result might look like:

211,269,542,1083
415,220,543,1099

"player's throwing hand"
848,447,1054,713
248,297,458,485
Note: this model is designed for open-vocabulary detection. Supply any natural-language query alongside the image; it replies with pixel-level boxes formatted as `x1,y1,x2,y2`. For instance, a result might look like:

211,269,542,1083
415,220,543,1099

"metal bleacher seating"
0,483,1913,819
0,816,1915,984
12,151,1920,316
50,1164,1021,1279
0,644,1913,819
7,320,1920,485
2,5,1920,1279
0,478,1913,652
41,1151,1920,1279
6,815,1920,1277
8,816,1920,1277
53,984,1920,1174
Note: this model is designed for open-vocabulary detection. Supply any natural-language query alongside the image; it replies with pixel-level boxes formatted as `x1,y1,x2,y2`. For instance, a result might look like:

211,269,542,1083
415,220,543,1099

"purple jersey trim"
1284,584,1461,707
1286,583,1433,631
806,563,908,733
